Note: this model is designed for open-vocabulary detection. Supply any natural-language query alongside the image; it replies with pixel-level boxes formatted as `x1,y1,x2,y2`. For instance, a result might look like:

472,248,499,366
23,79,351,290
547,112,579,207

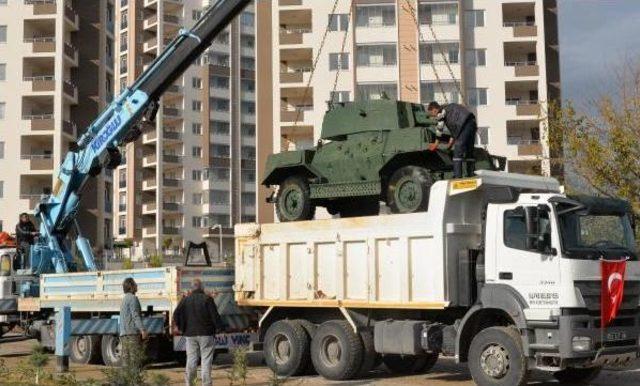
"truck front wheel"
70,335,102,365
263,320,310,376
275,176,316,222
553,367,602,384
101,335,122,367
468,326,528,386
310,320,363,380
387,166,432,214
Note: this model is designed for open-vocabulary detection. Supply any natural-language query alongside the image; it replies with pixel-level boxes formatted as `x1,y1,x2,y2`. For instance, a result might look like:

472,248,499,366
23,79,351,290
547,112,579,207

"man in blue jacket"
427,101,478,178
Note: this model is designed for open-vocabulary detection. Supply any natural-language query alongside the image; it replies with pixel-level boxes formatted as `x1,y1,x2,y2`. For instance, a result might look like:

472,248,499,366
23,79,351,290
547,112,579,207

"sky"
558,0,640,107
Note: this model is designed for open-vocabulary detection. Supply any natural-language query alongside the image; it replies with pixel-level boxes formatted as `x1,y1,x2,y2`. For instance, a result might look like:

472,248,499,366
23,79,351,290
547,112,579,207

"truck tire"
386,166,432,214
295,319,318,374
383,353,438,374
263,320,310,376
357,329,378,377
553,367,602,384
275,176,316,222
101,335,122,367
311,320,363,380
468,326,528,386
70,335,102,365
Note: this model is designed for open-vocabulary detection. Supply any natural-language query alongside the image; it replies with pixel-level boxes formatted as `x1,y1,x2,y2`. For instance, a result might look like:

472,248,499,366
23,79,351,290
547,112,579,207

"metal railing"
24,36,55,43
506,99,539,106
23,75,55,81
503,21,535,27
21,154,53,160
23,113,53,120
508,138,540,145
504,60,537,67
23,0,55,5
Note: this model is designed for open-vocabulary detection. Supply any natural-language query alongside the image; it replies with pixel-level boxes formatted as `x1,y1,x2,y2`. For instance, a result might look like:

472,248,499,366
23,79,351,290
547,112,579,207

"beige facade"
113,0,259,260
0,0,114,256
258,0,560,182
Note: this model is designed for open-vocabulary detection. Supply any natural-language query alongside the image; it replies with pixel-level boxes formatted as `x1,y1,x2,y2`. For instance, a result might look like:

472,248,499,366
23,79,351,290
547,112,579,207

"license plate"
607,332,627,341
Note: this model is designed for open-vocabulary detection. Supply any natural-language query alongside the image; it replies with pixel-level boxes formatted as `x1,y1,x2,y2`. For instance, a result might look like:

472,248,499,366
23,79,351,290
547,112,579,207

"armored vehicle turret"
263,99,505,221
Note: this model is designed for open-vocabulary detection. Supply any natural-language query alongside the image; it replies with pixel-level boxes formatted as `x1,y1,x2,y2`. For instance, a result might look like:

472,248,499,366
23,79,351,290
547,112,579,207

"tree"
545,60,640,217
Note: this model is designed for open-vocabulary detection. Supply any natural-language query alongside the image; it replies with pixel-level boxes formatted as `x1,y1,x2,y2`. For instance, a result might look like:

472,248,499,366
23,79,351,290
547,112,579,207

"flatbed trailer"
16,265,259,366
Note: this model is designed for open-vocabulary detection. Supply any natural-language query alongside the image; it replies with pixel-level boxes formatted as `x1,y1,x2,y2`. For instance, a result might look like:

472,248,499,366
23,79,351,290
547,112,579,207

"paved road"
2,335,640,385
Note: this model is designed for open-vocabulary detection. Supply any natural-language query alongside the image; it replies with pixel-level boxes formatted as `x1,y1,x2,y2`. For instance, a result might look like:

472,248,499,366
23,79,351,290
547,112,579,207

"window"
211,98,230,112
209,190,229,205
212,144,230,158
192,216,203,228
120,32,128,52
477,127,489,146
0,141,4,159
466,49,486,66
120,55,127,74
241,124,255,137
118,216,126,234
241,79,255,93
192,169,202,181
467,88,488,106
328,14,349,32
192,100,202,111
212,76,229,89
192,123,202,135
329,53,349,71
357,44,397,67
213,168,230,180
240,56,255,70
215,32,229,45
419,3,458,25
420,43,459,64
241,101,255,115
356,5,396,28
0,64,5,81
356,83,398,101
241,35,254,49
0,102,5,119
192,77,202,89
193,193,203,205
0,26,6,43
330,91,350,103
192,10,202,21
421,82,460,104
242,146,255,160
209,53,230,67
118,192,127,211
0,181,4,198
504,207,551,251
242,192,255,206
212,120,230,135
465,10,485,28
241,12,255,27
192,146,202,158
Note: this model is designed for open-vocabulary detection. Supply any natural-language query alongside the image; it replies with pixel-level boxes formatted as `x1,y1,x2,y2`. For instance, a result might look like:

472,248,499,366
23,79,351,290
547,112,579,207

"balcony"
24,0,56,15
504,41,538,77
163,202,182,212
62,120,76,136
143,38,158,53
142,178,157,190
163,178,182,189
20,194,43,209
143,130,157,143
25,37,56,53
502,2,537,38
24,75,55,92
64,42,79,65
163,227,181,236
506,99,540,116
164,130,182,141
142,202,157,213
143,154,157,167
64,3,79,31
23,114,54,131
63,79,78,102
144,14,158,30
143,226,157,237
21,154,54,171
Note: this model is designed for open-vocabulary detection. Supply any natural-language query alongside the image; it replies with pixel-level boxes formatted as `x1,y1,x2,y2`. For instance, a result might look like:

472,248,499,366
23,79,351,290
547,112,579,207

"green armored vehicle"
263,99,505,221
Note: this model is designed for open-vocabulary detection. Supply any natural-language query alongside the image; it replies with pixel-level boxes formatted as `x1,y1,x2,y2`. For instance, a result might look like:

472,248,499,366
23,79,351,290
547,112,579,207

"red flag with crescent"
601,259,627,328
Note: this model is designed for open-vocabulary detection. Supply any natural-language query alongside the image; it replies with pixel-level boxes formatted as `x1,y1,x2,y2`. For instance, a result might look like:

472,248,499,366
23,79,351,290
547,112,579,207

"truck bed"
18,265,256,331
234,213,450,310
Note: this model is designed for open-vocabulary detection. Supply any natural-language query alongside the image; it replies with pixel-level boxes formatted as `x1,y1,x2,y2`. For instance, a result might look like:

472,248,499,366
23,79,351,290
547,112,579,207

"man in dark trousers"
15,213,37,270
427,101,478,178
173,278,221,386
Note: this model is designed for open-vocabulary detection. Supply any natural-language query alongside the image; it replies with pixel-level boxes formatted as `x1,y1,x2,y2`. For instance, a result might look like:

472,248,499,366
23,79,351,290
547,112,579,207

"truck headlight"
572,336,592,352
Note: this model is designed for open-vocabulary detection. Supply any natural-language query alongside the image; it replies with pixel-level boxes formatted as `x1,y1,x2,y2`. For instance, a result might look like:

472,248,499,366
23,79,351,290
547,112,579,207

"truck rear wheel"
70,335,102,365
264,320,310,376
311,320,363,380
275,176,316,222
468,326,528,386
553,367,602,384
387,166,432,214
101,335,122,367
383,353,438,374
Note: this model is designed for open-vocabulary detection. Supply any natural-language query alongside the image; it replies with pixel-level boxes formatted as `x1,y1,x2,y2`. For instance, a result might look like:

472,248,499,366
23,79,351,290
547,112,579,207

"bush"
148,254,163,268
122,259,134,270
103,338,147,386
227,347,248,386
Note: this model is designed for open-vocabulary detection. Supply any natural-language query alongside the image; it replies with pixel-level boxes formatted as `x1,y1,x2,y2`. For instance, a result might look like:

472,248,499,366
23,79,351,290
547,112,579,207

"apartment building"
257,0,560,188
114,0,257,259
0,0,115,256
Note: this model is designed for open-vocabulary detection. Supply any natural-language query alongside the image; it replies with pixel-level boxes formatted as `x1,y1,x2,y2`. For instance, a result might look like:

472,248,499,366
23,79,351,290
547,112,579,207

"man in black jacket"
173,278,221,386
427,101,478,178
15,213,37,270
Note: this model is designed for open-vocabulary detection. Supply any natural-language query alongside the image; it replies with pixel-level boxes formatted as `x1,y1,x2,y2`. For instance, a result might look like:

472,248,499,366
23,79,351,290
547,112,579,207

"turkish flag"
601,259,627,328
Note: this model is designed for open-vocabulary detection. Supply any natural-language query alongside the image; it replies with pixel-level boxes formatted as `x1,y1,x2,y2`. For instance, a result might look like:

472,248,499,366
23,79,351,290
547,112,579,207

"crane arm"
29,0,253,276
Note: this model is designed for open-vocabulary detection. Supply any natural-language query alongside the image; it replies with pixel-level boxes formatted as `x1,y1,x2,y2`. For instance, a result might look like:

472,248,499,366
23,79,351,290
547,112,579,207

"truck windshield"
557,212,637,260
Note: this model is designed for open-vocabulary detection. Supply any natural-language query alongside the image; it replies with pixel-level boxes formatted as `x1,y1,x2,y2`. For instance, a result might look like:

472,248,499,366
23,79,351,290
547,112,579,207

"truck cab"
481,192,639,370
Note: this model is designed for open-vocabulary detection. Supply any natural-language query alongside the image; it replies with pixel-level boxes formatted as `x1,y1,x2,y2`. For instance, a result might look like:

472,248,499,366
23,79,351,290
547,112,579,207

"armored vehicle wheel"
387,166,432,214
276,176,316,222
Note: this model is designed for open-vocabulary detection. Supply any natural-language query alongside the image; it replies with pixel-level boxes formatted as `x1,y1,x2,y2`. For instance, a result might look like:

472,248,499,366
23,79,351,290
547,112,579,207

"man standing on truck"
15,213,37,270
173,278,221,386
427,101,478,178
119,278,148,368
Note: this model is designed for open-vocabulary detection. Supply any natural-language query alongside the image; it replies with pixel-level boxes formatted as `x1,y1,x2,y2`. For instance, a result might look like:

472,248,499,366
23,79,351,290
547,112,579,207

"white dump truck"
234,171,640,386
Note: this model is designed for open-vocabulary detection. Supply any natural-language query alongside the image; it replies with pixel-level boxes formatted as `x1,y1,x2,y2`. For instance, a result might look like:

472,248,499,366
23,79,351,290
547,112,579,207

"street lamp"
210,224,223,262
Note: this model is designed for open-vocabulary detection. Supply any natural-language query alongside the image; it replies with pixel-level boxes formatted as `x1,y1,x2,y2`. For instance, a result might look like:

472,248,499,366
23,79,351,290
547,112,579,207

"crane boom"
25,0,253,286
